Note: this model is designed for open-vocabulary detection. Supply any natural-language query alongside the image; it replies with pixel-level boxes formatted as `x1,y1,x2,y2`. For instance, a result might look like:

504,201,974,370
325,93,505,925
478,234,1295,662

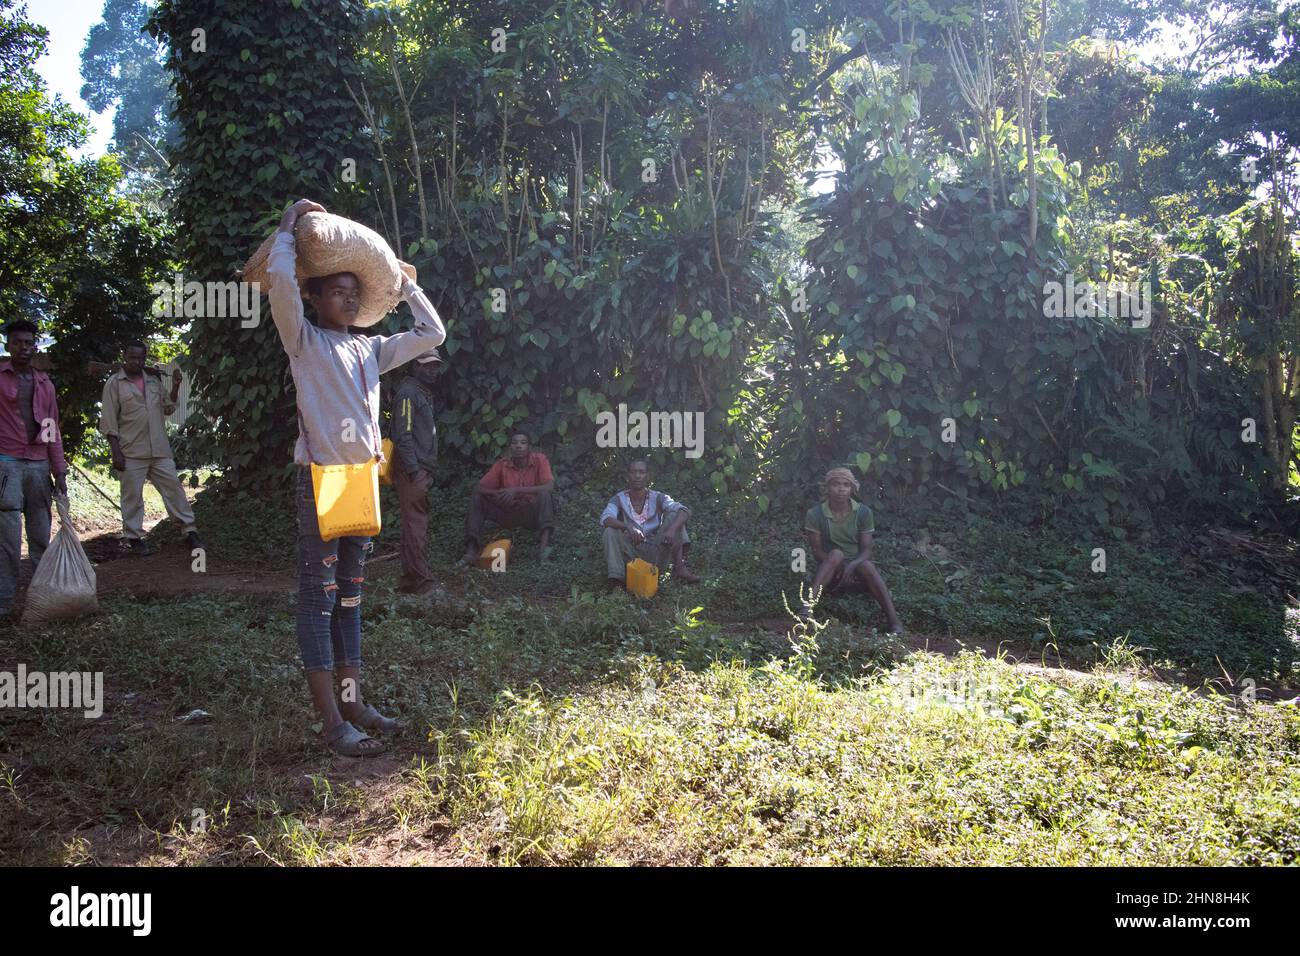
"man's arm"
374,278,448,374
658,491,689,517
601,498,647,542
599,497,624,529
660,502,689,541
98,377,119,438
391,388,422,479
162,367,180,417
106,435,125,472
44,391,67,494
848,531,875,563
507,481,553,494
99,379,125,470
804,528,833,564
476,460,504,494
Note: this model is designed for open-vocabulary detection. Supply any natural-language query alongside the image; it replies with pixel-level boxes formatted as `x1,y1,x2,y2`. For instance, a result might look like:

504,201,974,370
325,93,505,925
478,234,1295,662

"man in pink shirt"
0,320,68,618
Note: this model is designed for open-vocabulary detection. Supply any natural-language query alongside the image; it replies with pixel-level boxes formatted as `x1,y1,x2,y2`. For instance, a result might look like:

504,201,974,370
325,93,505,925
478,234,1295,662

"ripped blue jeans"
295,467,371,674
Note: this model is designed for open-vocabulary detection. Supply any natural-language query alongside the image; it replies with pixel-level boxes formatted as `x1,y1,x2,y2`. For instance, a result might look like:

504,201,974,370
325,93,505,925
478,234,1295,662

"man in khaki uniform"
99,340,203,555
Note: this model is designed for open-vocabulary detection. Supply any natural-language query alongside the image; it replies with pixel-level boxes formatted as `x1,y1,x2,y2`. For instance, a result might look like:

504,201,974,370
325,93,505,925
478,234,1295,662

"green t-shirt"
803,500,874,560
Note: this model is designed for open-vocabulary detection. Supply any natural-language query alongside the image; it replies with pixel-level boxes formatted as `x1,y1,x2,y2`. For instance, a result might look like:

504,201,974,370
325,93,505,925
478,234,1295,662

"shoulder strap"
348,339,377,459
817,502,832,541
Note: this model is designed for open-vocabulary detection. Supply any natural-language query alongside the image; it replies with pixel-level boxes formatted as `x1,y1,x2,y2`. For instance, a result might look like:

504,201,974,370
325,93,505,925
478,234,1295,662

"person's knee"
299,549,340,596
602,525,621,543
823,549,845,568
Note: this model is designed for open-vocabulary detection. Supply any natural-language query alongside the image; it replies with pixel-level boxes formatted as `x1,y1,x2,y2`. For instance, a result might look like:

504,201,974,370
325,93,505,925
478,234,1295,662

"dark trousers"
465,487,554,547
393,466,433,591
295,467,370,673
0,456,52,611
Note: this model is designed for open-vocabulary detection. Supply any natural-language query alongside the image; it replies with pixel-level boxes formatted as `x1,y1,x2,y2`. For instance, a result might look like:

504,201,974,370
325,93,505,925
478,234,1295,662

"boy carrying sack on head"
268,198,446,757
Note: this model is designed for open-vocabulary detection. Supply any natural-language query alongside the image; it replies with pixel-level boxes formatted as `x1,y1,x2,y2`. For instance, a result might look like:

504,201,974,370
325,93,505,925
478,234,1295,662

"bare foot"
672,566,700,585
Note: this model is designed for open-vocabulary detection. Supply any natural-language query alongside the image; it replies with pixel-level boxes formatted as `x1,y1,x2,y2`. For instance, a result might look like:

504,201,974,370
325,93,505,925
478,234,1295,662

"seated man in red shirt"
462,428,555,564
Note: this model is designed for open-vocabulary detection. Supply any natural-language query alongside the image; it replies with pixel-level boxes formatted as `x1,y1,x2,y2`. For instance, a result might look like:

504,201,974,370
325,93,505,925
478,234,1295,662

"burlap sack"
21,496,98,627
241,212,417,328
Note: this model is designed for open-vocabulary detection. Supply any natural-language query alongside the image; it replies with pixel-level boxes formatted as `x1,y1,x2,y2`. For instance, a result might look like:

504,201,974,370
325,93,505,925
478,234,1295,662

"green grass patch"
2,587,1296,866
418,648,1300,865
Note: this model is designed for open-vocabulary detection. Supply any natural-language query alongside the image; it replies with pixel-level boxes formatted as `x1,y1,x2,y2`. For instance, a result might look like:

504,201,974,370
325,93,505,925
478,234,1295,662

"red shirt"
0,361,67,474
478,452,553,502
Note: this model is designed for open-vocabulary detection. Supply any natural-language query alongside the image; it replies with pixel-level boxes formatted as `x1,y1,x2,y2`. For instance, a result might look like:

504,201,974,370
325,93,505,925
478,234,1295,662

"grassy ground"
2,470,1297,865
3,588,1297,865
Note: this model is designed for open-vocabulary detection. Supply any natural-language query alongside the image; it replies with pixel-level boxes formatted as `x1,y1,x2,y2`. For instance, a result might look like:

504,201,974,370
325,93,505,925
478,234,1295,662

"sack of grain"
21,496,98,627
241,212,417,328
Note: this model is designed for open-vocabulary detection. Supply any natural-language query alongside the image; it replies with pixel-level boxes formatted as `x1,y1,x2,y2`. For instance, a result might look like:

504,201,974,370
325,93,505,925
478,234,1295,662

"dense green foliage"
0,0,171,452
767,21,1280,529
310,0,833,493
129,0,1299,527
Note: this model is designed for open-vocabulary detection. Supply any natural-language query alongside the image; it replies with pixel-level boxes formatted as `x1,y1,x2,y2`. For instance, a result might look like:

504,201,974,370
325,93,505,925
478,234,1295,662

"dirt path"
85,531,296,599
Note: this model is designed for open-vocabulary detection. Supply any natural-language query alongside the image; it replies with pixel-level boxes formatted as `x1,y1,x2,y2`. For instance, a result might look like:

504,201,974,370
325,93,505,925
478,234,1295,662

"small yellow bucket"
476,538,512,570
311,461,381,541
378,437,395,486
625,558,659,599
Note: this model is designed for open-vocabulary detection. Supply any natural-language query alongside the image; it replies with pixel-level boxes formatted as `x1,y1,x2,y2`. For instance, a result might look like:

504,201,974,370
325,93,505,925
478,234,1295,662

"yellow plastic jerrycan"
476,538,512,570
625,558,659,599
378,437,395,486
311,461,381,541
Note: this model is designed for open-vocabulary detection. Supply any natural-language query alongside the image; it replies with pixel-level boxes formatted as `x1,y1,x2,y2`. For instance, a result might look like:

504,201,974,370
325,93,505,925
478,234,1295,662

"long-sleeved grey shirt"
267,231,446,466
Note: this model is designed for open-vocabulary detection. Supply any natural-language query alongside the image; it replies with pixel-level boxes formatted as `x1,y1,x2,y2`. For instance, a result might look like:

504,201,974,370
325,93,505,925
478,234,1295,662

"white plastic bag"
22,495,98,626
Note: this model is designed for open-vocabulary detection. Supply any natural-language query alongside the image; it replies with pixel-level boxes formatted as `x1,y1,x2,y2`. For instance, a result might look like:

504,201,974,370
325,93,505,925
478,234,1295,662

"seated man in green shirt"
801,466,904,634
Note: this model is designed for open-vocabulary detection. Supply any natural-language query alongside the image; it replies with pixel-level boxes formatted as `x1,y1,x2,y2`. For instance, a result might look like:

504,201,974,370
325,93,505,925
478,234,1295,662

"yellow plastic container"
625,558,659,599
476,538,512,570
378,437,395,487
311,461,381,541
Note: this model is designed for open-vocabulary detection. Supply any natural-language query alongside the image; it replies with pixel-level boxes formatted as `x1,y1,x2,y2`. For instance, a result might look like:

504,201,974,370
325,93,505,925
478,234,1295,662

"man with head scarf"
801,466,904,634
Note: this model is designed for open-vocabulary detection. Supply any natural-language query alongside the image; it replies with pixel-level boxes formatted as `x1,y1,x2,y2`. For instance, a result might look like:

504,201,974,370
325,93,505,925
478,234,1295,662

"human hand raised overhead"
278,199,326,234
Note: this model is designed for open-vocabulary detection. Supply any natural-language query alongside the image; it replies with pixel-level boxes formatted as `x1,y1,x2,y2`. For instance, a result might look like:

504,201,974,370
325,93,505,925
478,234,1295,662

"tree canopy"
32,0,1298,529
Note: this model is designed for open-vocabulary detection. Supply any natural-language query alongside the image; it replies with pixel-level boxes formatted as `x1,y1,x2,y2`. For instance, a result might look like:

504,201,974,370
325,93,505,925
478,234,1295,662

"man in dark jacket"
391,349,442,594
